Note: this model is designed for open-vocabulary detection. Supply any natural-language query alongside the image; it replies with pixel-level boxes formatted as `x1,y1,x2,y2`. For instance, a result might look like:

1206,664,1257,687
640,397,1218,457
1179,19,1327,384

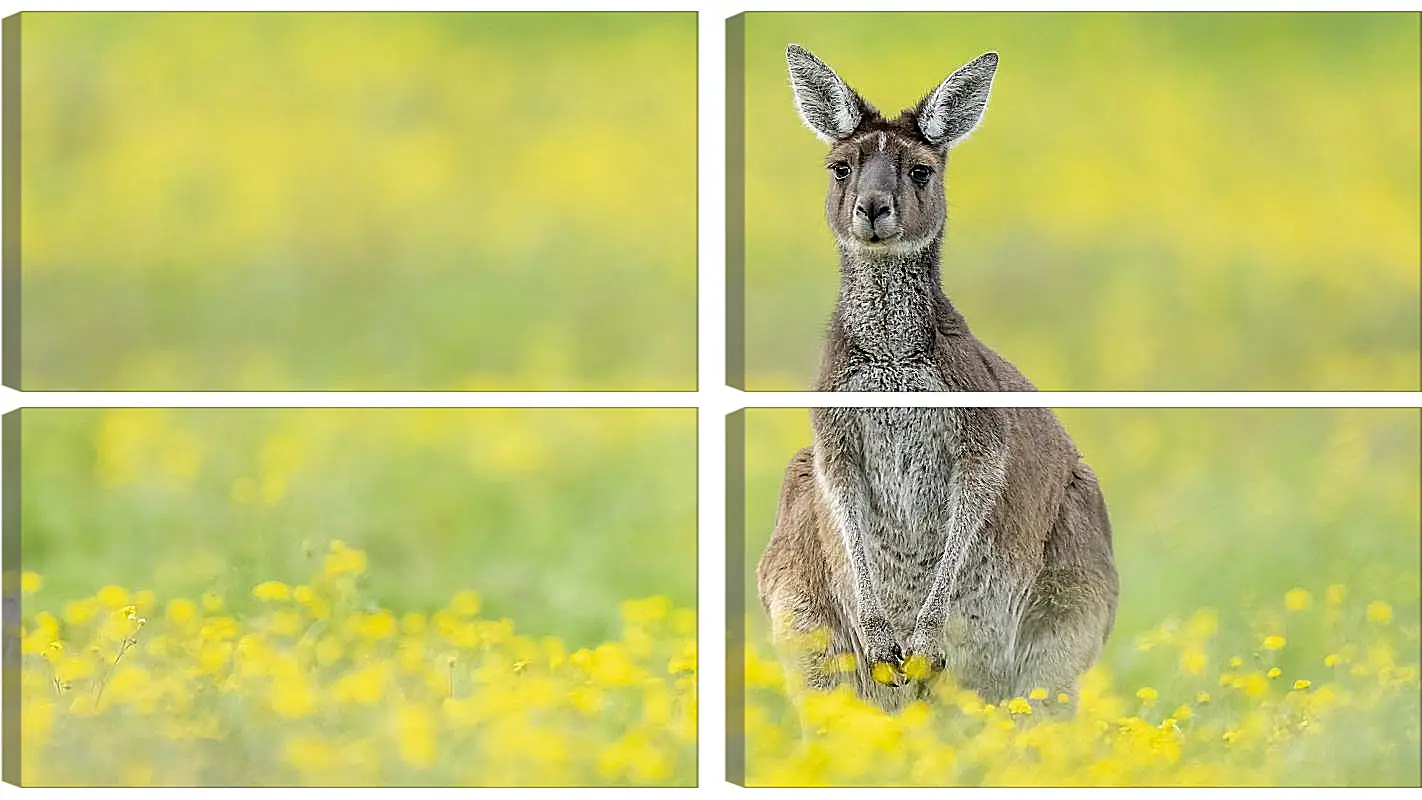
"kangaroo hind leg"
1011,464,1119,714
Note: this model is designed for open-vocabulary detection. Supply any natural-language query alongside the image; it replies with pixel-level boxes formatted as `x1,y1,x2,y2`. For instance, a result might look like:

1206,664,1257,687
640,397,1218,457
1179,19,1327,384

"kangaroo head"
786,44,998,259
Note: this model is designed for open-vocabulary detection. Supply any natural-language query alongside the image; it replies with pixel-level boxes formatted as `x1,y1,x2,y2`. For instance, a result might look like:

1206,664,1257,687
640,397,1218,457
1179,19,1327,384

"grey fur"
757,46,1119,716
917,51,999,149
787,43,870,144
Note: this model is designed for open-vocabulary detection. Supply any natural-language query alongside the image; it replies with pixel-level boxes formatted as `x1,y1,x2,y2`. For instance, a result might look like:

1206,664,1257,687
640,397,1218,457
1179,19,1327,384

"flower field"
742,585,1419,786
10,408,698,786
16,543,698,787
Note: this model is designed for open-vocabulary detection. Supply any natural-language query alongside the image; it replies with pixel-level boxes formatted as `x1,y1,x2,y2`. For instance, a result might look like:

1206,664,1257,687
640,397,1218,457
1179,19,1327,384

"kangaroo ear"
786,44,867,144
916,51,999,150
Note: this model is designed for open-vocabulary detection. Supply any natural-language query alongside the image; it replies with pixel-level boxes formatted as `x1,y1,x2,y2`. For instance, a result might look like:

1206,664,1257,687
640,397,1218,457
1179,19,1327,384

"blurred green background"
740,407,1421,689
738,12,1420,390
18,408,697,647
16,12,697,390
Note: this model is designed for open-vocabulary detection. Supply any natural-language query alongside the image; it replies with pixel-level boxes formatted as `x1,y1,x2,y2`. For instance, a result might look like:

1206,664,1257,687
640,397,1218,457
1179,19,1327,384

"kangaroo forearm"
813,460,884,621
916,453,1007,632
916,524,980,631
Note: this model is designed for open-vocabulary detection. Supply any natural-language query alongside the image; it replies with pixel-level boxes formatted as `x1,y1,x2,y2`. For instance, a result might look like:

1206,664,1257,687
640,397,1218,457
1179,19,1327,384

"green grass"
18,408,697,648
738,12,1420,390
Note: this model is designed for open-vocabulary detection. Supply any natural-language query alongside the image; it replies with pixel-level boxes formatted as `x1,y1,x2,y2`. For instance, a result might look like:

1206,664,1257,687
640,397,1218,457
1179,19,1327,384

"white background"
0,2,1419,796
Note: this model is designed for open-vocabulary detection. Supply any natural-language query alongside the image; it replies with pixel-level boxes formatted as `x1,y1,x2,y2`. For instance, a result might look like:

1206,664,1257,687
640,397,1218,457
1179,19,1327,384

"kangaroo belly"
867,535,941,632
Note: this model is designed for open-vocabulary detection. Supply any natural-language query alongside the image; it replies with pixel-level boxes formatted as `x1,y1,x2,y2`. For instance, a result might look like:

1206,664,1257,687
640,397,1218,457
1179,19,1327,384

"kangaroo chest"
834,354,948,393
854,406,960,541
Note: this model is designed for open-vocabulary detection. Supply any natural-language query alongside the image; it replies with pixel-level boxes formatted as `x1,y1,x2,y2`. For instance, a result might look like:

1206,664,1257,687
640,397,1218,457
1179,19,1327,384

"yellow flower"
271,610,304,637
1239,673,1270,697
306,595,331,622
62,598,100,626
443,620,481,649
323,540,367,578
197,642,229,674
200,617,238,642
354,610,397,640
252,581,291,602
641,681,672,725
1323,653,1341,668
269,672,317,718
1262,635,1287,651
1325,584,1347,606
597,729,672,784
568,686,604,716
619,595,669,625
20,572,42,594
201,591,224,614
578,643,642,687
1185,608,1220,638
1228,656,1244,669
333,664,389,705
1267,667,1282,679
1292,679,1312,690
96,585,129,609
102,666,151,707
1284,588,1312,611
1195,692,1211,704
1006,697,1033,715
166,598,199,628
1365,601,1393,624
1180,649,1209,676
449,589,482,617
1057,693,1071,704
870,662,900,686
1136,686,1158,706
1028,687,1048,700
902,653,934,681
954,693,985,716
395,705,437,769
22,613,60,655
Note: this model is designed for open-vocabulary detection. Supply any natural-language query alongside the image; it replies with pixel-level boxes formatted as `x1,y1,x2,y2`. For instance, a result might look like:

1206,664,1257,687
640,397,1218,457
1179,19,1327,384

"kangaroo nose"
855,194,894,222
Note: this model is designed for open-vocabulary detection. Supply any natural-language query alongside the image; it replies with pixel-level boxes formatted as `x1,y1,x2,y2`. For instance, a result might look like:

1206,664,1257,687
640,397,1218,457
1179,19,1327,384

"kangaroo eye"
909,165,932,185
830,162,851,181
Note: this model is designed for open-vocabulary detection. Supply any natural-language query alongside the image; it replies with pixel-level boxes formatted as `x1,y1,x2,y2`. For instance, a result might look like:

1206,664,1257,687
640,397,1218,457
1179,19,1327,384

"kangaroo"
756,45,1119,716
